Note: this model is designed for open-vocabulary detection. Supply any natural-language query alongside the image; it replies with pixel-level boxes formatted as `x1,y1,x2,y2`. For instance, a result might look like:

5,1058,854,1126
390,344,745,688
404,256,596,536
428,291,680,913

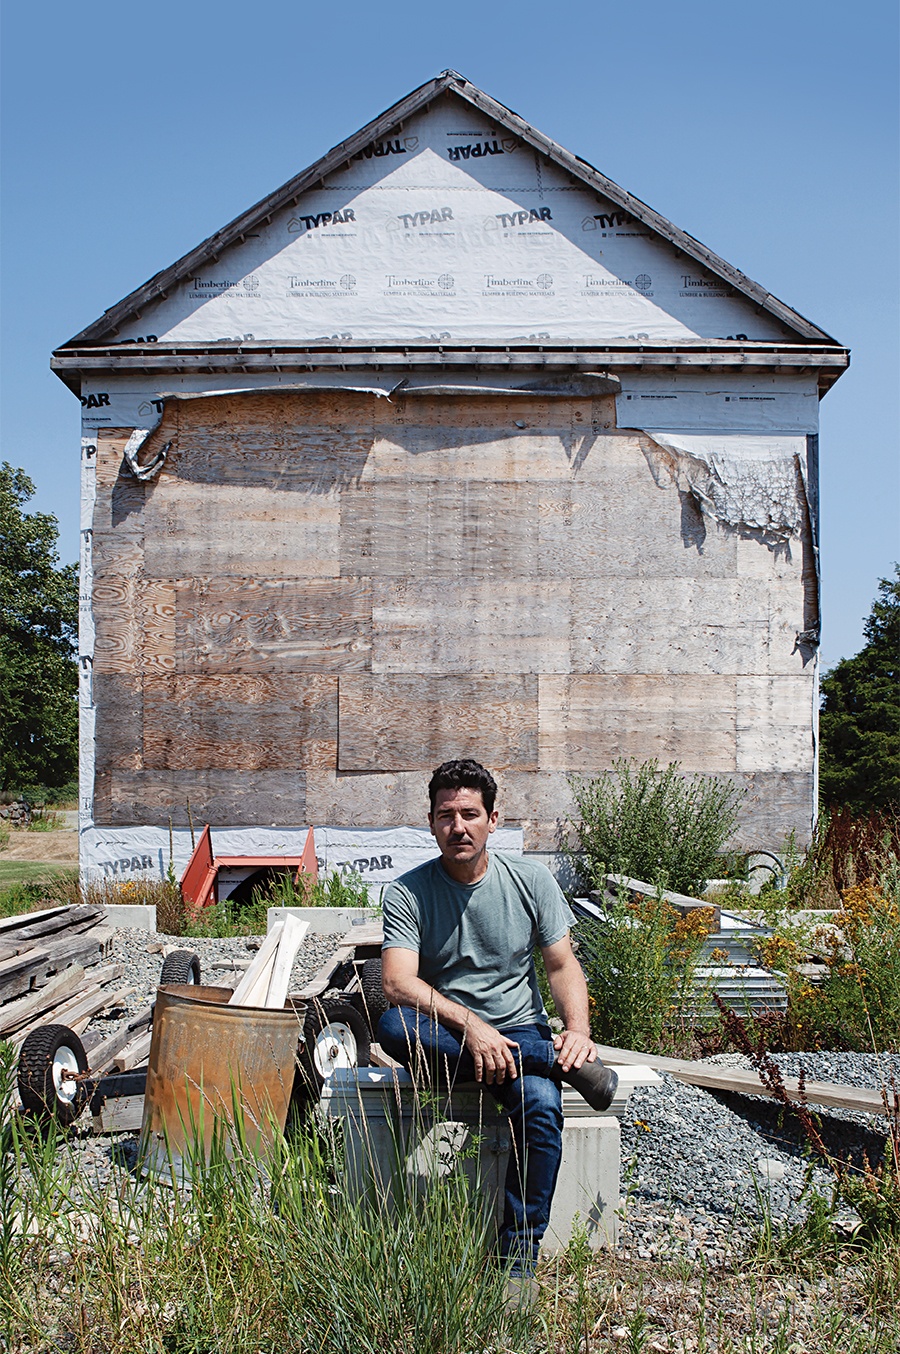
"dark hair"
428,759,498,815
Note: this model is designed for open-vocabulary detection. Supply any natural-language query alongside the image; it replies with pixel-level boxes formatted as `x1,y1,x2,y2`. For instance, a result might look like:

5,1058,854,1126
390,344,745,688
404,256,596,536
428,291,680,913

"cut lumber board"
339,922,383,947
0,928,114,1001
93,1093,145,1134
83,1007,154,1075
229,920,285,1007
113,1030,152,1072
0,905,104,952
594,1045,890,1116
297,943,356,1000
0,964,86,1036
0,949,51,1003
9,965,126,1046
264,917,309,1009
0,906,70,935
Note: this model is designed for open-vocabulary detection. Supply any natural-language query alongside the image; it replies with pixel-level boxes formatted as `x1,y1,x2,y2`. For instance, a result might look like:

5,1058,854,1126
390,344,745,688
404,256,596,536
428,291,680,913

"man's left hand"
552,1029,597,1074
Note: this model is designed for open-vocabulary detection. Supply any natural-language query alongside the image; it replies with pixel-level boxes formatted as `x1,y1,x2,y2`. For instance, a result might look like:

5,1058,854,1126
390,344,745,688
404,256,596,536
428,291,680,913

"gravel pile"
618,1051,898,1263
86,926,345,1036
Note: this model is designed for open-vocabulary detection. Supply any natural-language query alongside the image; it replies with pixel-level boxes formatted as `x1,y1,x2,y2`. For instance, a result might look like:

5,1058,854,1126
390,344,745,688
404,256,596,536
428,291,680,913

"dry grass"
535,1243,899,1352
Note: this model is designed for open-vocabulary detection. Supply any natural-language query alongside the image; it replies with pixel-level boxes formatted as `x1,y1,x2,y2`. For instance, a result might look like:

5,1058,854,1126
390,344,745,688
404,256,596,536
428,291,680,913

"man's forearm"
546,958,592,1036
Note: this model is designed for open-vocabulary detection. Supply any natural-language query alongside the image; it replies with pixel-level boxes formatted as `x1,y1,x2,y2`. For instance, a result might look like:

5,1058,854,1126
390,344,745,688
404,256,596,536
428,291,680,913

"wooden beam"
595,1045,889,1116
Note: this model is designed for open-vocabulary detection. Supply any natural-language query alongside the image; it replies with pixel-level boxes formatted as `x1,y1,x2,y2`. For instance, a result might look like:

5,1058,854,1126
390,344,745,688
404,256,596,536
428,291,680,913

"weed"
575,885,715,1050
256,866,374,911
0,1051,531,1354
566,758,745,897
716,996,900,1248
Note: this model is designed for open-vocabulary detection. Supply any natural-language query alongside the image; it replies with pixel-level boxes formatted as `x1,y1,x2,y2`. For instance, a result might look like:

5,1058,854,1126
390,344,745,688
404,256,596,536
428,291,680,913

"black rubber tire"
292,998,372,1111
358,957,390,1035
159,949,201,986
18,1024,89,1126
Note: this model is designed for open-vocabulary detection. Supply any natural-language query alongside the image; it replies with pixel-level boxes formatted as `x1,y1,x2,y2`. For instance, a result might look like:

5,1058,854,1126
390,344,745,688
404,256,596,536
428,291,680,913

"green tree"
819,567,900,813
0,464,78,793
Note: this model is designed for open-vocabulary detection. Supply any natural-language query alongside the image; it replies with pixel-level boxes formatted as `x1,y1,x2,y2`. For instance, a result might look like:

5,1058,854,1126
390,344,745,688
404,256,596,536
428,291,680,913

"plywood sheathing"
89,390,815,846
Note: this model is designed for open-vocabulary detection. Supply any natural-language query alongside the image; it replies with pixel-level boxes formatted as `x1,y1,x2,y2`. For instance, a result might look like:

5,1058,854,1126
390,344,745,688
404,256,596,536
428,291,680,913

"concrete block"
322,1066,634,1253
266,906,379,936
101,903,157,931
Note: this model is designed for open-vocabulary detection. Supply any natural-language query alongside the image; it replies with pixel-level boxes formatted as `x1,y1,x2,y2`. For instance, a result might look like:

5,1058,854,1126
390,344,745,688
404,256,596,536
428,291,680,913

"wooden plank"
0,949,51,1003
370,580,571,675
143,482,341,579
0,905,103,947
229,922,285,1007
113,1030,152,1073
35,926,115,973
92,1093,145,1134
538,674,737,773
94,674,143,770
11,970,128,1047
174,578,372,674
83,1007,153,1077
264,917,309,1008
141,674,337,772
0,966,86,1037
338,675,539,771
340,479,539,578
0,906,71,935
594,1046,888,1116
92,768,308,829
568,579,770,676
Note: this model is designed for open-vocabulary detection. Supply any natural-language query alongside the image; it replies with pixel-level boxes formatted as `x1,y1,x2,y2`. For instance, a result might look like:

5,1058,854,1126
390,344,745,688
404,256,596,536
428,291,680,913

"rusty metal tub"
140,984,301,1177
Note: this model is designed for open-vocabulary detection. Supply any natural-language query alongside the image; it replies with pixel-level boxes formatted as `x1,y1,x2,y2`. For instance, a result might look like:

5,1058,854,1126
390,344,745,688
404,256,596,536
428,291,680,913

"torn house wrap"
635,432,809,544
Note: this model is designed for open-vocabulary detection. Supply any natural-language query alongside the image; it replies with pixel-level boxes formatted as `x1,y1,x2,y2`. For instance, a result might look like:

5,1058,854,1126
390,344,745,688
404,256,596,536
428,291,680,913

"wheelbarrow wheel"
18,1024,89,1126
358,957,390,1035
291,999,371,1118
159,949,201,986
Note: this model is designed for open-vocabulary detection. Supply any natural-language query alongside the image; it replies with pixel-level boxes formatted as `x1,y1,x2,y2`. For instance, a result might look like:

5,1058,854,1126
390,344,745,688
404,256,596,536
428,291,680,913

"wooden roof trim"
61,70,838,348
51,341,849,398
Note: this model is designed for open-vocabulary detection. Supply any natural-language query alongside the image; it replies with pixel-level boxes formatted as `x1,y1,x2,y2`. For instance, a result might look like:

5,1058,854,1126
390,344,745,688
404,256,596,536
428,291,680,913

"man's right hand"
463,1014,520,1084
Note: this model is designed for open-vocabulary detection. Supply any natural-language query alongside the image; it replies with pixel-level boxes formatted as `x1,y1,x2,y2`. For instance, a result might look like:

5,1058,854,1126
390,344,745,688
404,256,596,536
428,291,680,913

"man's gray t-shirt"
381,852,576,1029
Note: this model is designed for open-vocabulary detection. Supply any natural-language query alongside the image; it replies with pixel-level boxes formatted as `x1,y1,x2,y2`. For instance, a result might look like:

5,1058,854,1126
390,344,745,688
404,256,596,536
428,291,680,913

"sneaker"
503,1272,540,1310
559,1060,618,1111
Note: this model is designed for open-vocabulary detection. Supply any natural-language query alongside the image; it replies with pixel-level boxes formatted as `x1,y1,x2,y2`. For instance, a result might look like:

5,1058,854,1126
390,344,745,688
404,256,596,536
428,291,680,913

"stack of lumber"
0,905,129,1052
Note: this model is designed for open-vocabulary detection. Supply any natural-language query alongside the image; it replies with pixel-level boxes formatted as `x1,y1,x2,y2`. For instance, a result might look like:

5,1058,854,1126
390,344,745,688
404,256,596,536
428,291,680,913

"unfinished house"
52,72,848,884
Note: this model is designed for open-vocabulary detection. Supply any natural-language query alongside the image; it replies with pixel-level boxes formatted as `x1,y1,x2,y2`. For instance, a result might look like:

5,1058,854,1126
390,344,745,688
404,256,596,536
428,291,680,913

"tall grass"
0,1042,530,1353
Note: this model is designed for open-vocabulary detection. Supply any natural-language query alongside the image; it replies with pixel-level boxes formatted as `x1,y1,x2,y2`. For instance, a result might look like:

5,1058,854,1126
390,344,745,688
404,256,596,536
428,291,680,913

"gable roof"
62,70,837,348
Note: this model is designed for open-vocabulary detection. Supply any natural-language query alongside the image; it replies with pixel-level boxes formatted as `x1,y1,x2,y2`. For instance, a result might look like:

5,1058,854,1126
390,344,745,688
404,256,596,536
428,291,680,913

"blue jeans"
378,1005,563,1271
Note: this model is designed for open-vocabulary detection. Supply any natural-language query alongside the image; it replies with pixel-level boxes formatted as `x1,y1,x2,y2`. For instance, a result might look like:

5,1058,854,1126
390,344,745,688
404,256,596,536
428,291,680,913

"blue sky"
1,0,897,670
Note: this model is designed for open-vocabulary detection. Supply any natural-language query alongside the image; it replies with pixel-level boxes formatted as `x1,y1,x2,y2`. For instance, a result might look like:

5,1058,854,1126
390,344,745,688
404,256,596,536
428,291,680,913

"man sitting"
378,758,617,1276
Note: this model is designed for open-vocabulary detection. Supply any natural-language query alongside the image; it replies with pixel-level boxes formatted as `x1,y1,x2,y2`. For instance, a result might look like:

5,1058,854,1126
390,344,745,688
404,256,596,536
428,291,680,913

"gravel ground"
36,927,900,1266
618,1050,898,1263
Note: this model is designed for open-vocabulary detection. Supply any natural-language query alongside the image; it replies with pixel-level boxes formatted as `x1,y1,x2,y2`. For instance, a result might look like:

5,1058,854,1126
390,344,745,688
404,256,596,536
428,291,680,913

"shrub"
574,888,716,1051
747,849,900,1053
567,758,745,896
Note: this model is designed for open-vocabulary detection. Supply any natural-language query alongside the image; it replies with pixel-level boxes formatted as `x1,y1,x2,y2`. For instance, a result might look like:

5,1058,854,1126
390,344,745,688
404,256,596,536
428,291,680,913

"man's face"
429,786,498,868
